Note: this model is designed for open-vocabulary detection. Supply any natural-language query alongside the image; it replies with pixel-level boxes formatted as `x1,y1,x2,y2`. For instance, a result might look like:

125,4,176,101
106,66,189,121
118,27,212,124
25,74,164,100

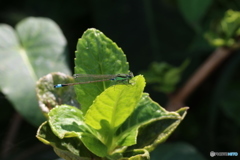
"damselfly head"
128,71,134,78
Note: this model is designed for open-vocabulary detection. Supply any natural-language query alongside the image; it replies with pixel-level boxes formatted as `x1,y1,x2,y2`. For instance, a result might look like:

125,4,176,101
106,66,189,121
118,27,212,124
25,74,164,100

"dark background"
1,0,240,160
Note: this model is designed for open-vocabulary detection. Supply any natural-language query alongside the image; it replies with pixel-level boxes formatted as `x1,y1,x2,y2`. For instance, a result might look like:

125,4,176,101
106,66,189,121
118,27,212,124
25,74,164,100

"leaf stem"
166,47,233,111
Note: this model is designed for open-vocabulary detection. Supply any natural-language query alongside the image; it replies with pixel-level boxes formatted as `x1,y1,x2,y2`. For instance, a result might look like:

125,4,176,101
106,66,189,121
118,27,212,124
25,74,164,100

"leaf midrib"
110,88,125,129
19,47,38,81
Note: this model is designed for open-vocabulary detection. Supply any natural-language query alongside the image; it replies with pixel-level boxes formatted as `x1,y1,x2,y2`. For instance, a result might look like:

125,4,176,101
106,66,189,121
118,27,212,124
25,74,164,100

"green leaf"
74,28,129,114
85,75,145,146
36,72,79,116
116,93,182,147
47,105,108,157
36,121,96,160
161,61,187,93
143,107,188,152
178,0,212,32
205,10,240,48
80,133,108,157
54,148,92,160
120,97,188,152
48,105,89,138
0,17,70,126
141,60,189,93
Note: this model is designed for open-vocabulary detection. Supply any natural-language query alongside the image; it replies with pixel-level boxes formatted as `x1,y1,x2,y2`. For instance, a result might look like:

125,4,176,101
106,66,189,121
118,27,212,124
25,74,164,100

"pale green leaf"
85,75,145,131
0,17,70,126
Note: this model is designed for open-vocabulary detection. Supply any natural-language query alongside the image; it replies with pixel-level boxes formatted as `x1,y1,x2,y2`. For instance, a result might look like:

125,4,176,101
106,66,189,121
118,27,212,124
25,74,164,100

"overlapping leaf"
36,121,95,159
38,105,108,157
115,93,188,153
74,28,129,114
85,75,145,150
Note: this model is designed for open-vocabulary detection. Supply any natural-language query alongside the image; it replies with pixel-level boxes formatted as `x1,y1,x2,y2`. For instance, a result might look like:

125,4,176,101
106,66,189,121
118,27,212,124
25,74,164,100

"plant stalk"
166,47,233,111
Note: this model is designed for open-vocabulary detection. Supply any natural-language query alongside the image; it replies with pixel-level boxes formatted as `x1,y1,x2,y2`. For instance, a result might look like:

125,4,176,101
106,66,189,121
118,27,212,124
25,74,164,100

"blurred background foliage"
1,0,240,160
